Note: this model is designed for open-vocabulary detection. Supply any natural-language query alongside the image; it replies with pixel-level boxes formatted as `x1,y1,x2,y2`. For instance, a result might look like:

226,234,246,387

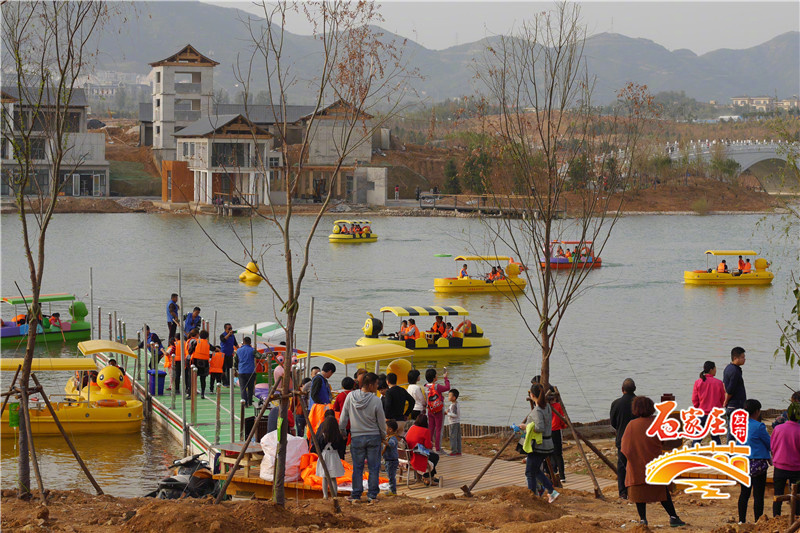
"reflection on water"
2,212,799,494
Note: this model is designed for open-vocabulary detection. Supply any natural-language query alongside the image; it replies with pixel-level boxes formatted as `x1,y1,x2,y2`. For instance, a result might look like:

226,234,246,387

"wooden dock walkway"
397,452,615,498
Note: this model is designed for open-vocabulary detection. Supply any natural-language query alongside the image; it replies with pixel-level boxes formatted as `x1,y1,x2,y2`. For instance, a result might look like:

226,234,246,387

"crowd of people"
456,263,507,282
393,316,472,344
715,255,754,275
609,346,800,526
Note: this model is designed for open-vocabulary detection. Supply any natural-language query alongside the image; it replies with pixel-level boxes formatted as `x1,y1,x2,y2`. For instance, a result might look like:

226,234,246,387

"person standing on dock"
424,367,450,452
383,372,415,434
339,372,386,503
184,307,202,337
610,378,637,500
219,323,238,387
236,336,256,407
723,347,747,442
189,330,211,399
171,333,184,394
166,293,179,344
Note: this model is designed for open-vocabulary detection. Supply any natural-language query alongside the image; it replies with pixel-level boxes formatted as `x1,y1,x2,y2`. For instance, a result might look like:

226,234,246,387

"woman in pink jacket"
691,361,726,444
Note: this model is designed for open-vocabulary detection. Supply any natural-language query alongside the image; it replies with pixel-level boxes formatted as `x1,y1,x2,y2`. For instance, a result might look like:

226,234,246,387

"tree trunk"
272,312,296,506
17,311,38,498
17,391,30,498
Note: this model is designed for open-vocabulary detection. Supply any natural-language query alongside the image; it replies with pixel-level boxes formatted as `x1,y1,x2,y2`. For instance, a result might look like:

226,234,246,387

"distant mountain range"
98,2,799,105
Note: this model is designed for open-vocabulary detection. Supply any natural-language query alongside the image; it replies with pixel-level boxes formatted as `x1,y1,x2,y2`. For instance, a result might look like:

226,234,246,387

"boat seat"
465,325,484,338
449,337,463,348
435,337,449,348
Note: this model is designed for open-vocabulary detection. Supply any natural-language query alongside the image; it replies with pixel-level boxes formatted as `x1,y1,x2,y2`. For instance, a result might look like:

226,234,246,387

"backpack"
427,385,444,414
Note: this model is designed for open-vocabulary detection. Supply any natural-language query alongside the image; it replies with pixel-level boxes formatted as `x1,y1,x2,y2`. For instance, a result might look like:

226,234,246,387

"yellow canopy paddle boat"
434,255,527,293
296,344,414,377
356,305,491,358
684,250,774,286
1,346,143,437
329,219,377,243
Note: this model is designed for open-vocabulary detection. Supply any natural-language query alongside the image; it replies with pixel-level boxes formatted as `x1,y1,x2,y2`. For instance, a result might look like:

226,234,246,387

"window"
182,142,188,157
156,126,160,134
155,72,161,83
190,143,195,156
156,99,161,108
167,171,172,193
269,156,280,167
212,143,247,167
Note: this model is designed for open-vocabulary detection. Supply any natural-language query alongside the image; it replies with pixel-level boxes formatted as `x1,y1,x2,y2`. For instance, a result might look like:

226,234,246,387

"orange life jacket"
209,351,225,373
738,259,746,270
174,340,184,361
742,262,752,273
192,339,211,361
717,262,727,273
407,324,420,340
399,325,408,338
431,322,445,335
163,351,173,369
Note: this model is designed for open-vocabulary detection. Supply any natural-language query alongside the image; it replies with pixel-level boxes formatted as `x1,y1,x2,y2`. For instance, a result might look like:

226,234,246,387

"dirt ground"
2,481,793,533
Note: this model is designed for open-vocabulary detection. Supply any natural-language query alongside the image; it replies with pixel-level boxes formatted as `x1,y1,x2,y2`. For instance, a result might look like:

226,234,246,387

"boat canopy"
380,305,468,317
0,357,97,372
454,256,511,262
549,240,593,245
333,220,371,225
2,293,76,305
234,321,286,342
297,345,413,365
704,250,757,256
78,340,138,359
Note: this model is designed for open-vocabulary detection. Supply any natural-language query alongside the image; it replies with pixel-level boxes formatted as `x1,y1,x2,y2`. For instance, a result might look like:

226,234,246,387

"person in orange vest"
188,329,211,399
48,312,62,329
565,248,573,261
406,319,420,340
737,255,746,272
209,347,225,394
163,340,174,391
184,328,199,398
742,259,752,273
171,333,184,394
397,319,408,339
717,260,729,273
429,316,446,339
444,322,454,339
458,264,468,279
496,265,506,279
455,319,473,336
486,267,497,283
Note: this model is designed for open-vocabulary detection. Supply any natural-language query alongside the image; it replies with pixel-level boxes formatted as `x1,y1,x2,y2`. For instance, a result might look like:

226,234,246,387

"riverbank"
0,177,786,216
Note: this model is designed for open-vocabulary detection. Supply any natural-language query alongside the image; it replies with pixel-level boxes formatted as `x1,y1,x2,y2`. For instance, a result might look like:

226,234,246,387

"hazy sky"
209,1,799,55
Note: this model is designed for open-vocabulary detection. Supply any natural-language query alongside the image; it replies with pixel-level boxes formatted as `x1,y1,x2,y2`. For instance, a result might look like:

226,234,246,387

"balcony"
174,82,201,94
175,110,201,122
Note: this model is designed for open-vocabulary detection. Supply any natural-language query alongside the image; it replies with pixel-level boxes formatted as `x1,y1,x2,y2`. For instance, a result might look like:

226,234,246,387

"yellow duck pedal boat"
434,255,527,294
329,219,377,243
683,250,774,286
356,305,491,359
0,341,143,437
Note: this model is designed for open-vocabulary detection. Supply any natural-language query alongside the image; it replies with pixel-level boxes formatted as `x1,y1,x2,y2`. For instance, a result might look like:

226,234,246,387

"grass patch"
691,197,709,215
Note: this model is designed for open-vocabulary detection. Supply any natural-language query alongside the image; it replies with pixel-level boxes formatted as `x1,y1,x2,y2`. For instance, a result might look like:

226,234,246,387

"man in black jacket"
382,372,416,434
610,378,637,499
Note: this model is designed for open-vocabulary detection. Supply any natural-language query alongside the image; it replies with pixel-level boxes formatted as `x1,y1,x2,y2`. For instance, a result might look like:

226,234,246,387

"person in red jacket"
550,388,568,482
691,361,725,445
404,414,439,484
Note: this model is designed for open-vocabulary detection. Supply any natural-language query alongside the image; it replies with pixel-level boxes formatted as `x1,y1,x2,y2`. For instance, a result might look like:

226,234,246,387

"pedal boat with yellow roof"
328,219,377,243
1,341,143,437
434,256,527,294
356,305,491,358
684,250,774,286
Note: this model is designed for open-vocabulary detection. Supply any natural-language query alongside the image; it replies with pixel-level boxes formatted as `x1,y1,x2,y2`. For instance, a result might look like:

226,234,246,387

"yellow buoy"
386,358,412,385
239,261,264,283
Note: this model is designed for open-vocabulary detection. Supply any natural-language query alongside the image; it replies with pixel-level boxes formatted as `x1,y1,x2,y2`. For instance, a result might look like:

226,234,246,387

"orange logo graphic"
645,402,751,499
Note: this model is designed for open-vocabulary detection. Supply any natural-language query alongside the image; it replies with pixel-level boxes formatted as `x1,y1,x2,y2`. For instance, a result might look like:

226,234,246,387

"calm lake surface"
2,211,798,495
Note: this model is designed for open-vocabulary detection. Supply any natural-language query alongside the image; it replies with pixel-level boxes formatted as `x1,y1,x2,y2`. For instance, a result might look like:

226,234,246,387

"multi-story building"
778,96,799,111
1,86,109,197
731,95,776,111
141,44,382,206
147,44,217,164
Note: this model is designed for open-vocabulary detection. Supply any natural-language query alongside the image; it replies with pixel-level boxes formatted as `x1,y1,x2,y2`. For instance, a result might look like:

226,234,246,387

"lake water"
1,211,798,495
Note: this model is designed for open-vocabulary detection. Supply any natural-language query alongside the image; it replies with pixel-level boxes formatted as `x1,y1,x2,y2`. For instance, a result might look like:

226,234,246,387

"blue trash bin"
147,369,167,395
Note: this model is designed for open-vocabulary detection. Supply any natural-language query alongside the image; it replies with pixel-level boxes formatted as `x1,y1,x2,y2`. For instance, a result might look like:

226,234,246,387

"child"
446,389,461,456
424,367,450,452
549,388,567,481
383,419,399,495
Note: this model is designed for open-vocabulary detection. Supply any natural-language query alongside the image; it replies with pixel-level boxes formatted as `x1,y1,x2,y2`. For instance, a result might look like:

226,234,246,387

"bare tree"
1,1,110,497
187,1,414,506
474,2,657,390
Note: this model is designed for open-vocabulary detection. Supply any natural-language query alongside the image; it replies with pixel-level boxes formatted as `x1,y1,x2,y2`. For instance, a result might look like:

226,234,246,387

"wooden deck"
396,452,615,498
